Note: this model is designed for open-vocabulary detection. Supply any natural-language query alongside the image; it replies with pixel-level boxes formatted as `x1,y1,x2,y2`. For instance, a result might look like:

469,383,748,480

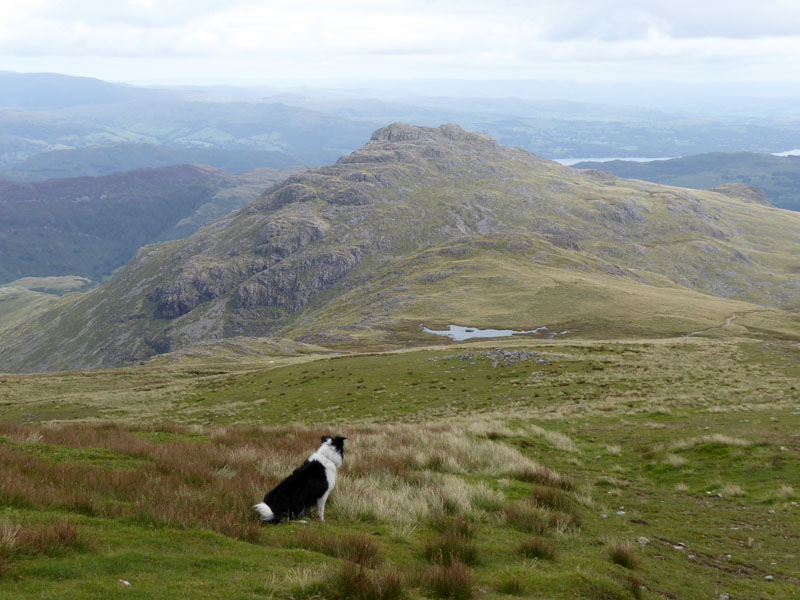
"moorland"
0,333,798,599
0,99,798,599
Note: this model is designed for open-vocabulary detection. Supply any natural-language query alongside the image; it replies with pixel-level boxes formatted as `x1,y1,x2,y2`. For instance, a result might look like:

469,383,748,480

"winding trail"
683,313,739,338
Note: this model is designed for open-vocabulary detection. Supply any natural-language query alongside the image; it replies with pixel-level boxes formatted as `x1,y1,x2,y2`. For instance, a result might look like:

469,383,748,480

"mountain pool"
421,324,568,341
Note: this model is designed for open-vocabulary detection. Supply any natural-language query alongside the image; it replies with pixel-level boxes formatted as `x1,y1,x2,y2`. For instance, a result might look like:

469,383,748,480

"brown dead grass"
426,559,475,600
329,562,405,600
0,518,96,573
0,420,571,542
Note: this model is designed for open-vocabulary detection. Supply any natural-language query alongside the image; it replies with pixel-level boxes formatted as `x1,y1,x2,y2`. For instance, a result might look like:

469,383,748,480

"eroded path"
684,313,738,338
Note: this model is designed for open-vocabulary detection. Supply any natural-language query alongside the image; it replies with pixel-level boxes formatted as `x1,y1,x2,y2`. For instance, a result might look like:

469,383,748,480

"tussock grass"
328,563,405,600
513,463,574,490
0,519,95,567
267,566,328,598
424,533,479,566
720,484,745,498
461,419,519,439
775,485,795,501
626,576,646,600
497,575,526,595
666,434,753,451
519,536,557,560
287,530,382,567
331,472,499,523
429,515,476,539
502,501,552,534
530,484,577,514
663,454,687,468
0,420,567,540
424,515,479,566
467,418,580,452
387,523,419,545
15,521,95,557
527,424,581,453
1,338,798,599
607,540,638,570
426,559,475,600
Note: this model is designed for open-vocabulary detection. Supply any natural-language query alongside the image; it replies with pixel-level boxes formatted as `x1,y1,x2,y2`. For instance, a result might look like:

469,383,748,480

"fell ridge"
1,123,799,372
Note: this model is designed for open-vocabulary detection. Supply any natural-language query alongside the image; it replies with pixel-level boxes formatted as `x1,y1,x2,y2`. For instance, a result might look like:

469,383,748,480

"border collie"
253,435,346,524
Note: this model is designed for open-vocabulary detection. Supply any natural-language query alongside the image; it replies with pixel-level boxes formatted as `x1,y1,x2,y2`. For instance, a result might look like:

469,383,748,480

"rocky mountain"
572,152,800,211
1,123,799,373
0,164,302,283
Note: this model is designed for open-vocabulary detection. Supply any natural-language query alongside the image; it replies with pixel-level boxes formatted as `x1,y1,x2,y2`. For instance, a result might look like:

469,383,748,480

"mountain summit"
2,124,799,372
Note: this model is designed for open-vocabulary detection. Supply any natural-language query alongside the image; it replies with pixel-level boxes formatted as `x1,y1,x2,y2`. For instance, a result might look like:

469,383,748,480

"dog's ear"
321,435,332,443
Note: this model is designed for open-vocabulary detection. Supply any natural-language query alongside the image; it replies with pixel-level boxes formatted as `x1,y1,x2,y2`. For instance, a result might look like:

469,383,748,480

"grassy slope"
0,288,60,337
280,233,785,345
0,333,798,599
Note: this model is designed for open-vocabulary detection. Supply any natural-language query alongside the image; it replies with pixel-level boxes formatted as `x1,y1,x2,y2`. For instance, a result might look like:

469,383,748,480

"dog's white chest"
309,448,339,491
324,463,336,489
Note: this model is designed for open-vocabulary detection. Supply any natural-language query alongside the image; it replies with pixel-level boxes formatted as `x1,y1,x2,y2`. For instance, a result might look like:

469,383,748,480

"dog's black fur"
253,435,346,524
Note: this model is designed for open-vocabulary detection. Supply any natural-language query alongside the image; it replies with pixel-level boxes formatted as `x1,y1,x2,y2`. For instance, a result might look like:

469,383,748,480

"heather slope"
0,164,300,283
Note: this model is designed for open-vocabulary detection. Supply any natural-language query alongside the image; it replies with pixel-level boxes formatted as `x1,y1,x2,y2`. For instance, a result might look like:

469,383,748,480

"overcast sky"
2,0,800,86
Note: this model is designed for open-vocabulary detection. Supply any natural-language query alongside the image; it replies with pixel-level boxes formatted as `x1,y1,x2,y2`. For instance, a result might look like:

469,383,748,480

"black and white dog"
253,435,346,524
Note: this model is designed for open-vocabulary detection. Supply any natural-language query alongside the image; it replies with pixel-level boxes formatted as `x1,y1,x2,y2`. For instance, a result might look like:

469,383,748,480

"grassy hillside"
0,334,797,599
0,277,97,339
280,233,782,346
573,152,800,211
0,288,59,337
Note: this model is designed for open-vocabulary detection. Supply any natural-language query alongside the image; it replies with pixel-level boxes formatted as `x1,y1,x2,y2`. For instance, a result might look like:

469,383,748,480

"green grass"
0,336,798,598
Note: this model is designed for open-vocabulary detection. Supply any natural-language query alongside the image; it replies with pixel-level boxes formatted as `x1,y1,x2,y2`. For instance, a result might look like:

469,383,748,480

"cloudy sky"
1,0,799,86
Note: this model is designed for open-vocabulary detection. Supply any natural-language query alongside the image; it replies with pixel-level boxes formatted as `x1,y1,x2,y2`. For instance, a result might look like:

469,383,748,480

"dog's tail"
252,502,275,522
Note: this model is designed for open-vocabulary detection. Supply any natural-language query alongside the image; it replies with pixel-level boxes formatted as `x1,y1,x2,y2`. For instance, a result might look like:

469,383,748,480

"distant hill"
0,164,302,283
7,72,800,182
572,152,800,211
1,143,303,181
0,72,167,110
0,100,372,172
0,74,376,173
2,124,798,373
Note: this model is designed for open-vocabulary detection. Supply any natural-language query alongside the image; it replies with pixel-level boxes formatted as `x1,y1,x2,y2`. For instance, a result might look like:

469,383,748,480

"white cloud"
0,0,799,83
